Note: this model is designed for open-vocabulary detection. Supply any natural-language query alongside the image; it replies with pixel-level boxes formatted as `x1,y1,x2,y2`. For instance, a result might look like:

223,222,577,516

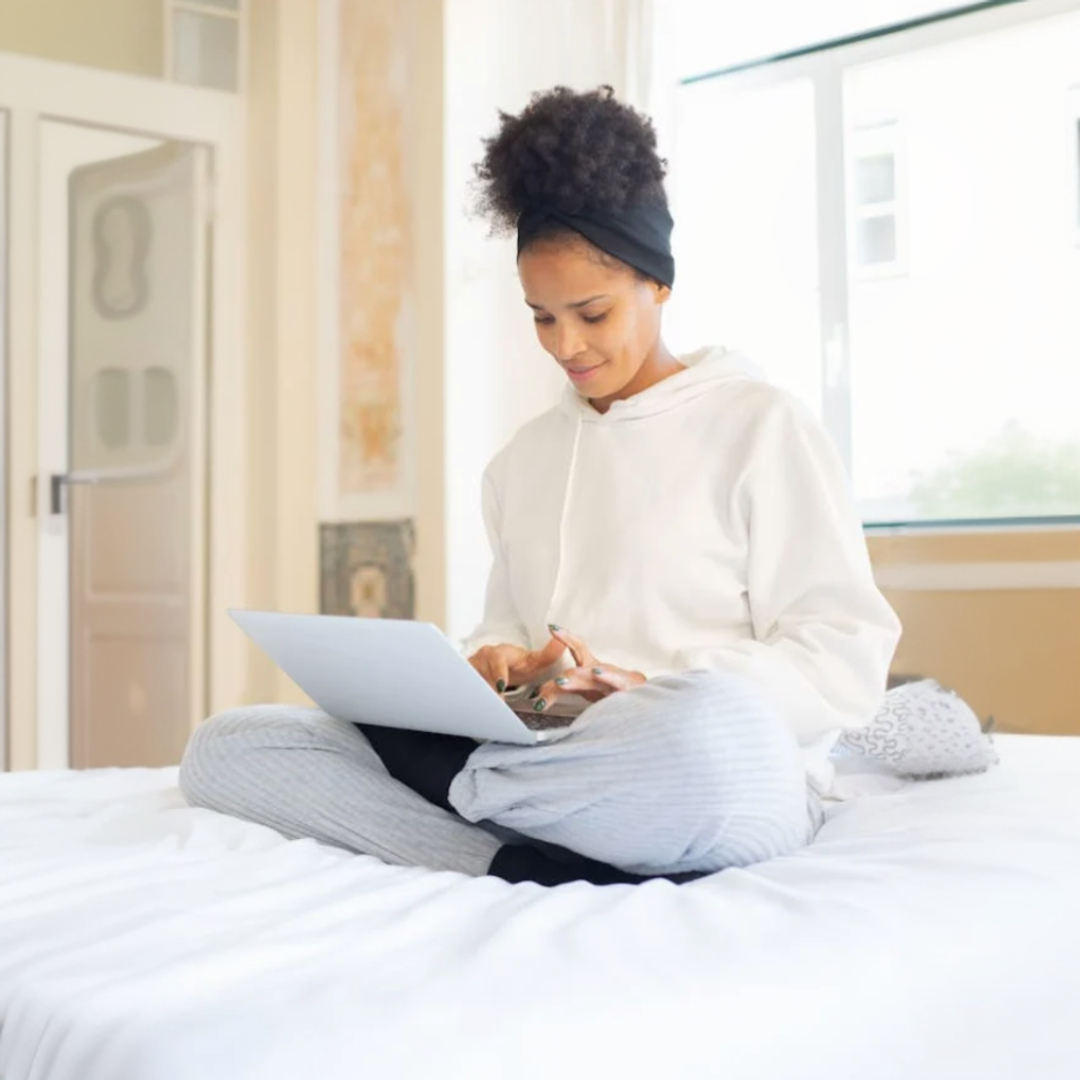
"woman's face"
518,237,671,407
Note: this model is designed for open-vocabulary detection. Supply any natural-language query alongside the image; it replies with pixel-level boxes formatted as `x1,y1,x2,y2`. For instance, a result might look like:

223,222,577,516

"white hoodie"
464,346,902,794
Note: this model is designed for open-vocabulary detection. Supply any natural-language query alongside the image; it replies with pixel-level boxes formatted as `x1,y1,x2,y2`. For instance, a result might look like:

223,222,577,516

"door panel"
67,140,208,769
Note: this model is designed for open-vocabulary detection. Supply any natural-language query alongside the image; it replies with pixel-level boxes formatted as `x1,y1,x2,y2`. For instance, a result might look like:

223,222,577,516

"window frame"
163,0,246,94
848,122,908,279
675,0,1080,530
1070,85,1080,243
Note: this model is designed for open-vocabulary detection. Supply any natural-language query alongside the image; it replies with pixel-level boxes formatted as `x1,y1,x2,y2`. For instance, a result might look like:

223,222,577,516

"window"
669,78,823,419
1072,88,1080,241
671,1,998,85
1075,116,1080,231
849,125,905,275
671,2,1080,525
165,1,243,93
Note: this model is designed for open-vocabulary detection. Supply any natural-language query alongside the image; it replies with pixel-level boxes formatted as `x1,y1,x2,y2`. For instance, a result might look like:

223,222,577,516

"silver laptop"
229,610,580,745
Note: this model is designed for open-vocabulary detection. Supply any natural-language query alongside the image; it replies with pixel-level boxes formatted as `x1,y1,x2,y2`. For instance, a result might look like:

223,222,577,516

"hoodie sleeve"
675,394,901,742
460,462,531,657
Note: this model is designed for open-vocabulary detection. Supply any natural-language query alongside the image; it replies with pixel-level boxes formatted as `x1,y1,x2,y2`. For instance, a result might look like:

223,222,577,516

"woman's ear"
651,281,673,306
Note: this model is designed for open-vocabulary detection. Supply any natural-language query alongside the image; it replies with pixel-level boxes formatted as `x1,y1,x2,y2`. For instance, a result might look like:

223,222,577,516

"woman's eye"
582,312,609,325
533,315,555,326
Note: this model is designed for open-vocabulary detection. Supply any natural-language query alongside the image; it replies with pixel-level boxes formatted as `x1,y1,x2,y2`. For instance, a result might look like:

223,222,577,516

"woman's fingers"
531,664,647,711
467,652,492,688
471,636,648,707
509,634,567,682
591,667,643,693
531,667,611,712
489,652,511,694
467,645,516,694
547,625,595,669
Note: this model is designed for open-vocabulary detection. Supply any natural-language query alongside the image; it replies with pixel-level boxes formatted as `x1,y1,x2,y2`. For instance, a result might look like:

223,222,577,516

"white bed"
2,733,1079,1080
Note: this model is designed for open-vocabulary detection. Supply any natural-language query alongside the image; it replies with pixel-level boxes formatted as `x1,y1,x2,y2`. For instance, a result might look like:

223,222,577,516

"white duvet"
2,734,1080,1080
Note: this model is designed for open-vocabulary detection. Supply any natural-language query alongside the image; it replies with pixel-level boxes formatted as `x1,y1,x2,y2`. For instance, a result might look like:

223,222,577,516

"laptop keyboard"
512,708,578,732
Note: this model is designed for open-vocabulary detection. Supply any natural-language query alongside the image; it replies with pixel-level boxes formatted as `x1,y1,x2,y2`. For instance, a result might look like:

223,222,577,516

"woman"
181,87,901,886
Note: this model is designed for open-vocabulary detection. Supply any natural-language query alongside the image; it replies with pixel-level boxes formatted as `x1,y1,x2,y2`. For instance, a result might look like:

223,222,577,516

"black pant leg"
356,724,477,814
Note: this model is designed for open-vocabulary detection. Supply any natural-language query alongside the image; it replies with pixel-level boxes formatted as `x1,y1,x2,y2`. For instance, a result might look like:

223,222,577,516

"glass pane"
845,11,1080,522
144,367,179,446
93,198,153,317
855,214,896,265
187,0,239,8
671,77,822,417
855,153,895,204
94,369,131,448
673,2,976,81
1075,118,1080,227
172,10,239,92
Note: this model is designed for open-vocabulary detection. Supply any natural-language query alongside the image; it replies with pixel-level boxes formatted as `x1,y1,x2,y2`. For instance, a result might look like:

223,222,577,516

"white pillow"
835,679,999,778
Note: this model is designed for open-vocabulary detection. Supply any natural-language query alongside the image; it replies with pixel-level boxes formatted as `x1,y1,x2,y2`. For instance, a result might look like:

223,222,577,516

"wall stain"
338,0,413,496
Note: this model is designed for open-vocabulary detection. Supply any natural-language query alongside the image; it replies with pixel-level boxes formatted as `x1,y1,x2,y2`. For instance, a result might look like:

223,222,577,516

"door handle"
49,472,102,515
48,460,179,515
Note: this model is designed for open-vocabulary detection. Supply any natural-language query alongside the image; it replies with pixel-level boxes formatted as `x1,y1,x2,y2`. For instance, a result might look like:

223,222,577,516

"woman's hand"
468,635,567,694
531,626,646,713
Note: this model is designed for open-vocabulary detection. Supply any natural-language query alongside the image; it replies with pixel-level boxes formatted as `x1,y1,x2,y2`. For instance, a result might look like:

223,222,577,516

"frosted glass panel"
855,154,896,204
856,215,896,264
94,369,131,449
144,367,179,446
172,10,239,92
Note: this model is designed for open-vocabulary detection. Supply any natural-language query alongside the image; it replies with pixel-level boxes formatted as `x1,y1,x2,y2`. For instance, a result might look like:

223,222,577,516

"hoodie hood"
557,345,766,424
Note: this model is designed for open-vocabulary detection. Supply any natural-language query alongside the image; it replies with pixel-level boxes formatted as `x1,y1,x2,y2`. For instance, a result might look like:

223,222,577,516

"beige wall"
408,0,447,630
0,0,163,77
327,0,446,630
868,531,1080,735
442,0,643,644
243,0,320,704
235,0,448,702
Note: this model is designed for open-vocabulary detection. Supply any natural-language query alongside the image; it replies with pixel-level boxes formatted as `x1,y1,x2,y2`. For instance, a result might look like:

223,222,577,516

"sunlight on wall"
0,0,163,78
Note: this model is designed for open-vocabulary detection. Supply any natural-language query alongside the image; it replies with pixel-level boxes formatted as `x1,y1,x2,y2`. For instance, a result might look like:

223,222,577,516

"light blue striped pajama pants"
179,671,822,878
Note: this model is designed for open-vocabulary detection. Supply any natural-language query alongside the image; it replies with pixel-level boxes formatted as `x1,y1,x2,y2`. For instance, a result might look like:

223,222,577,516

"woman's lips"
566,362,606,383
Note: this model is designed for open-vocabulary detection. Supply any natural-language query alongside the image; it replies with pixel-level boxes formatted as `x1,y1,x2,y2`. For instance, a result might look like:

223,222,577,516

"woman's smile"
565,361,607,383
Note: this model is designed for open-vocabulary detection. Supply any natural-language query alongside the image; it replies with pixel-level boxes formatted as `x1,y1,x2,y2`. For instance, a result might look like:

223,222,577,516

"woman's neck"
591,341,684,415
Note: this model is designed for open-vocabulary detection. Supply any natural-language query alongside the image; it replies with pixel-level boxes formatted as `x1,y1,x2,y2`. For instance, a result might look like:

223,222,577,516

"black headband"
516,201,675,288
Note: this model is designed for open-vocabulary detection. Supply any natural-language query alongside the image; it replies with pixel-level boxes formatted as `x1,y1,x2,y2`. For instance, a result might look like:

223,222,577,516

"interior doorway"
41,124,210,768
2,51,247,769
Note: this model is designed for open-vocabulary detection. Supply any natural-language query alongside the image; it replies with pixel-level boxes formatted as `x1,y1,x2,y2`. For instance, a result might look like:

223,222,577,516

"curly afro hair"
473,85,668,237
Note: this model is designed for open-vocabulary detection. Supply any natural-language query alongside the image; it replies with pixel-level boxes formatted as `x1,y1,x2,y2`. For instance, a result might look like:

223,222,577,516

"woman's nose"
553,324,586,363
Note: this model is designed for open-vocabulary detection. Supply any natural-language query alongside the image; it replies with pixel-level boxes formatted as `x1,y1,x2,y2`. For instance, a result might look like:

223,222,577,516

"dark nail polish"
548,623,561,632
555,677,569,687
592,667,603,675
496,679,506,693
528,687,539,699
533,699,546,712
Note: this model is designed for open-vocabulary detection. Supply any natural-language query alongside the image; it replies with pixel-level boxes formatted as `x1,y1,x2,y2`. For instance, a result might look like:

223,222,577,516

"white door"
2,53,246,773
43,128,209,768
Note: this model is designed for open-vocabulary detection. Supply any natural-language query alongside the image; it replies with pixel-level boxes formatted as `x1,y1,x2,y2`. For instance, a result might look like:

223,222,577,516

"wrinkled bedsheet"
2,734,1079,1080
